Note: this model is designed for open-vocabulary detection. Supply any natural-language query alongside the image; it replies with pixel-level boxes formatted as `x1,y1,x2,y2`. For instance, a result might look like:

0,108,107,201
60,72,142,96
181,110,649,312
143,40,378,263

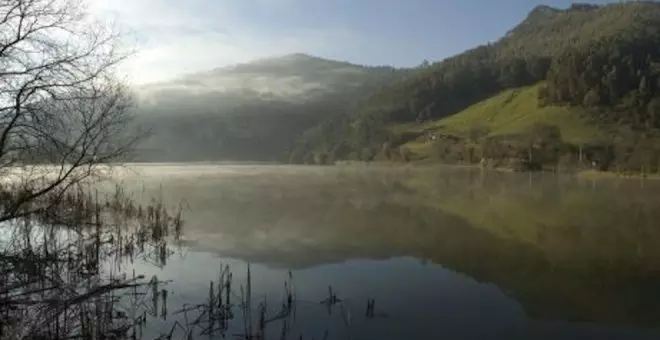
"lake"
109,164,660,340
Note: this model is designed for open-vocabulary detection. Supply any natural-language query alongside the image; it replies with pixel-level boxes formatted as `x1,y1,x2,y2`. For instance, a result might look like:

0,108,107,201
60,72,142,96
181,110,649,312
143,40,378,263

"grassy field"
393,83,626,159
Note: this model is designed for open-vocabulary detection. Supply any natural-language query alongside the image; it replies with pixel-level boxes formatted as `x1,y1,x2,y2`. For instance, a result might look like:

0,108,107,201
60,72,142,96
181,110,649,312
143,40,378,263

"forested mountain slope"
132,54,408,162
292,2,660,172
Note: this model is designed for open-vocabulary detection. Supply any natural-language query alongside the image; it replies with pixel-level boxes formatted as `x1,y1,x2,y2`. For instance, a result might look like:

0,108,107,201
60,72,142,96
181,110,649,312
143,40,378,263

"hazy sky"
91,0,619,85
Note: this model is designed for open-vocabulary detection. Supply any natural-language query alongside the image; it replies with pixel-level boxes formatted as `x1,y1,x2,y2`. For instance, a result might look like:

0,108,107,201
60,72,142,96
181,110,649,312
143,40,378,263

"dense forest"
290,2,660,173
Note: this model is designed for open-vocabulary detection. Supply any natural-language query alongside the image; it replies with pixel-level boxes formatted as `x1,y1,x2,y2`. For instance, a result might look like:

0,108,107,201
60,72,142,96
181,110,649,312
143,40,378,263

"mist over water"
105,164,660,339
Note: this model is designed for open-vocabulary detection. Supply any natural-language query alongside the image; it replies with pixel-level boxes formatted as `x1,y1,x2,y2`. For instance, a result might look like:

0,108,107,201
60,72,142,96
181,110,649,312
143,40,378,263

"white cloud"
87,0,362,85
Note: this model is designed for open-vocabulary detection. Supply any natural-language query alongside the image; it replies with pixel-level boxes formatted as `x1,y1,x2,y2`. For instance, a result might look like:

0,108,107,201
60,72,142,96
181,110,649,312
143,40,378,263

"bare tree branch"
0,0,137,222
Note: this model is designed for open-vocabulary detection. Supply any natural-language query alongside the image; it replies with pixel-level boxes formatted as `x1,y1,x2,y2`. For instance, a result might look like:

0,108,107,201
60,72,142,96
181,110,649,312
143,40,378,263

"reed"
0,182,386,340
0,183,185,340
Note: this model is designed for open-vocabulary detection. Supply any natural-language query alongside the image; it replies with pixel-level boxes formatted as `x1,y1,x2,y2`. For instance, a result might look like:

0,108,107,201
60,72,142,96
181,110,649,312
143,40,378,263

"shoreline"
107,160,660,180
576,170,660,180
342,161,660,180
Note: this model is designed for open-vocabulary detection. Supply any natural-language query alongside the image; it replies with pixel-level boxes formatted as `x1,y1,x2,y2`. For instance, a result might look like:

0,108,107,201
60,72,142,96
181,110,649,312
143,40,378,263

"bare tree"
0,0,135,222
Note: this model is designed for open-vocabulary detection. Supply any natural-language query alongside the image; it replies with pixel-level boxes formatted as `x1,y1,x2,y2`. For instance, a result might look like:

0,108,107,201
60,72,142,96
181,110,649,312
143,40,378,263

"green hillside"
425,84,607,143
291,2,660,173
397,83,622,160
354,1,660,125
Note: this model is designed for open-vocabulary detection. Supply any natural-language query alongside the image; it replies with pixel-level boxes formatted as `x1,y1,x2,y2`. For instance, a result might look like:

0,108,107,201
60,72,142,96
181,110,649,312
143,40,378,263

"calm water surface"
111,164,660,340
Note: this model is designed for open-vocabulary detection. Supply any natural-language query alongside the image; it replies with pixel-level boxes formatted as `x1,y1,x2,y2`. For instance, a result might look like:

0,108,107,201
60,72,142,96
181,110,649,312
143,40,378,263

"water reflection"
115,164,660,339
0,186,184,339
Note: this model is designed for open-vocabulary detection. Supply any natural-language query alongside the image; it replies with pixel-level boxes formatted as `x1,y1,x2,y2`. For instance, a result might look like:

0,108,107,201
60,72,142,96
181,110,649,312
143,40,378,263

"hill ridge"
291,1,660,173
132,52,409,162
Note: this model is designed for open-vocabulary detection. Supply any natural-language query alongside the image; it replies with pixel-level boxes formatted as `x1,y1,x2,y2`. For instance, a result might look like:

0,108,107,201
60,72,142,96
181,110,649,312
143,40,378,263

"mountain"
131,54,408,162
292,2,660,172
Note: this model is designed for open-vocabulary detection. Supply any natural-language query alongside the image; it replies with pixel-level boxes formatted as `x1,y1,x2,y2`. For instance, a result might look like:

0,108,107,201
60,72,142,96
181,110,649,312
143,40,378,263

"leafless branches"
0,0,135,222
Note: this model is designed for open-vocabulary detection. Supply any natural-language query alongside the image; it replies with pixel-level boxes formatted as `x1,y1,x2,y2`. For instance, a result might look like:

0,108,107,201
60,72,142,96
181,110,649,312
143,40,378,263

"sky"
90,0,622,85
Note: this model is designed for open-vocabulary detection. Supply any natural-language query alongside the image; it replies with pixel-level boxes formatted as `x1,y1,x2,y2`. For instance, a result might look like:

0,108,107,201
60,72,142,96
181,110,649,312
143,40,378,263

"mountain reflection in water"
114,164,660,340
